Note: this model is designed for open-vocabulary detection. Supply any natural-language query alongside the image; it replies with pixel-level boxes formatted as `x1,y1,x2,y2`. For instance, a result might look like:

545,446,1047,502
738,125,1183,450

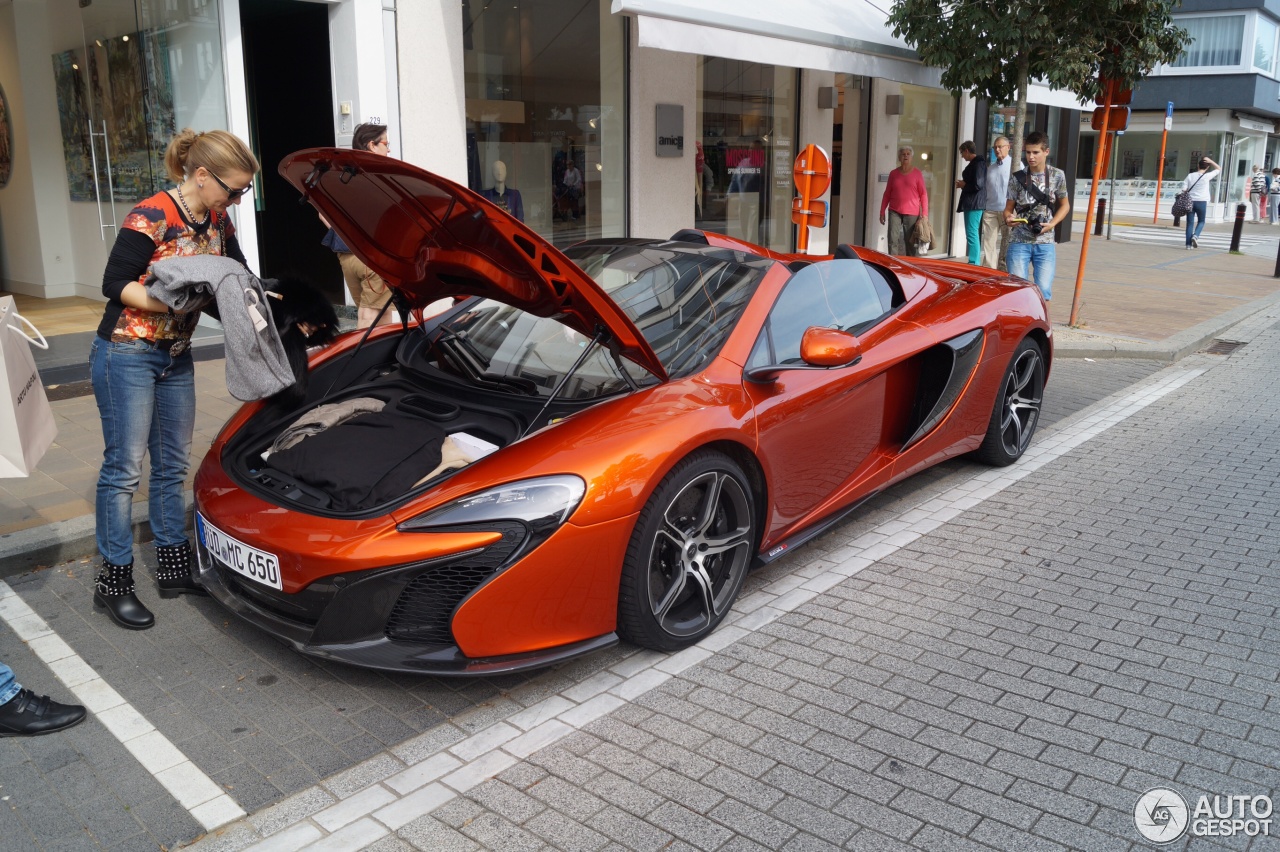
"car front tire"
617,451,757,652
975,337,1045,466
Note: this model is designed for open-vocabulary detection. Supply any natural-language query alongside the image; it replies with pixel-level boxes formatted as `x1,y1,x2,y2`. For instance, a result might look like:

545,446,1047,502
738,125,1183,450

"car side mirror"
800,326,862,368
744,327,863,384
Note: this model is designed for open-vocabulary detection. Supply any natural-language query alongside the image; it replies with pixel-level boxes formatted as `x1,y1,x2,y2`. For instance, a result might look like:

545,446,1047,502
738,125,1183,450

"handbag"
910,216,934,252
1172,173,1205,218
0,296,58,477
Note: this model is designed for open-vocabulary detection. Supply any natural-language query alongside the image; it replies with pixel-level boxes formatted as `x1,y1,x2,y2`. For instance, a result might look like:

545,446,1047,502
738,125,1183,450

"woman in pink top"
879,146,929,256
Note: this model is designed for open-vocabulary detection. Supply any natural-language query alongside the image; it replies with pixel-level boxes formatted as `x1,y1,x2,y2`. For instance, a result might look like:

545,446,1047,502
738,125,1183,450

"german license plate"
197,513,282,591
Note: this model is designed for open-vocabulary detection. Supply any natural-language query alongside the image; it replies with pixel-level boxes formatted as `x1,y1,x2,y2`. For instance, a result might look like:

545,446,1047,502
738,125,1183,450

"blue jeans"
0,662,19,706
963,210,983,264
1185,201,1207,246
91,337,196,565
1006,241,1056,301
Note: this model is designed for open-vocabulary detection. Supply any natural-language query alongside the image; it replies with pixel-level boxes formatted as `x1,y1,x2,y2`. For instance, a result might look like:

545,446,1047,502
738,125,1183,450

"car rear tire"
617,451,757,652
974,337,1044,466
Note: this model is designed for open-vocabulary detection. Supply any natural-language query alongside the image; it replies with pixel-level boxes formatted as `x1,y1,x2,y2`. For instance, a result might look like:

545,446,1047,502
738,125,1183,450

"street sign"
792,144,831,252
1091,107,1129,131
1165,101,1174,131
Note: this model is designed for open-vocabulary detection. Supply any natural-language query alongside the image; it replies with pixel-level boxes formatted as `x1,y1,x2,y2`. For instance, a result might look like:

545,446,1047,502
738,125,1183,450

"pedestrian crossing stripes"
1110,224,1279,252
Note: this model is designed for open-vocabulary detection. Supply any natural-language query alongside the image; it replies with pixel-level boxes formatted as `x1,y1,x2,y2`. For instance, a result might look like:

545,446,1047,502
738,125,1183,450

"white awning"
613,0,943,87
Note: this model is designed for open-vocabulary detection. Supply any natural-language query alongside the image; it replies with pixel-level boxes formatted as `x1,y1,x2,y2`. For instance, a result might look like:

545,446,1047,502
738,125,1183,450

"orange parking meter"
792,144,831,253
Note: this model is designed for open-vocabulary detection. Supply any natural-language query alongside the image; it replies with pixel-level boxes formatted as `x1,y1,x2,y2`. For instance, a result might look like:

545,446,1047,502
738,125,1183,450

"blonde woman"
91,129,259,629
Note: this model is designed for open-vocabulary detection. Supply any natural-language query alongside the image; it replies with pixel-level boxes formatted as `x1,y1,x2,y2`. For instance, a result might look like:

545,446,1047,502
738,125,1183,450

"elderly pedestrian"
980,136,1012,270
879,146,929,256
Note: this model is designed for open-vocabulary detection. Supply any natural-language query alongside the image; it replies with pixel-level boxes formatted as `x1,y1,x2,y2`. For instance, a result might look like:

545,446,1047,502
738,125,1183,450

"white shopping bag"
0,295,58,477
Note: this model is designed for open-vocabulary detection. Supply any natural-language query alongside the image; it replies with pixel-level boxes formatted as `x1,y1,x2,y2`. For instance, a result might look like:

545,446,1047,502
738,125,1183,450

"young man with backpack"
1003,131,1070,302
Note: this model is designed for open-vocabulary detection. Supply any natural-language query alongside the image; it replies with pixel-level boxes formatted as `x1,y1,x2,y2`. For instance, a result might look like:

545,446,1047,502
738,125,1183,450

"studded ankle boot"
155,542,207,599
93,559,155,630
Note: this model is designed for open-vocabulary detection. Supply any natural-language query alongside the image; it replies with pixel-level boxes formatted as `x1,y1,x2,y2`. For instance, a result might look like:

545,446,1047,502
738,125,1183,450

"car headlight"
397,476,586,554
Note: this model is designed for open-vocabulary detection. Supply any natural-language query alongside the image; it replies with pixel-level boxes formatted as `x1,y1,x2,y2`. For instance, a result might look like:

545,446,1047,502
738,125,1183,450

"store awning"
613,0,943,87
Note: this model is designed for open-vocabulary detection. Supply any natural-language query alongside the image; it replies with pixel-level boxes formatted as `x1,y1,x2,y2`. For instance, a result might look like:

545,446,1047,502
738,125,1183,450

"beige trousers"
980,211,1009,271
338,252,395,329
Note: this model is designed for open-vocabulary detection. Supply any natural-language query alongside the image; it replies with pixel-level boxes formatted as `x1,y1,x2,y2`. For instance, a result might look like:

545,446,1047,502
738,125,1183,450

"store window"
695,58,798,253
1076,131,1230,209
897,83,956,257
462,0,626,249
1172,15,1245,67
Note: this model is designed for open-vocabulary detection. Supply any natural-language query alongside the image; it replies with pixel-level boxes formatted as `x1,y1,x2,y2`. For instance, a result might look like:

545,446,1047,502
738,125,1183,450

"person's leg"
964,210,982,264
91,337,160,629
1192,202,1208,241
0,662,19,707
887,211,902,256
901,213,921,256
147,352,195,549
92,338,156,566
1029,243,1056,302
979,212,999,268
1006,241,1031,281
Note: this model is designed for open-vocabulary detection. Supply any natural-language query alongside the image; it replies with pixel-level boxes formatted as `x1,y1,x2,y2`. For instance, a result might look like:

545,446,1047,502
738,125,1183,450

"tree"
887,0,1189,164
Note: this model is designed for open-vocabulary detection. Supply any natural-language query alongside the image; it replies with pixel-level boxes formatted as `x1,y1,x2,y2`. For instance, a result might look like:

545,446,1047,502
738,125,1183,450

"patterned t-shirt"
102,191,236,347
1007,167,1067,246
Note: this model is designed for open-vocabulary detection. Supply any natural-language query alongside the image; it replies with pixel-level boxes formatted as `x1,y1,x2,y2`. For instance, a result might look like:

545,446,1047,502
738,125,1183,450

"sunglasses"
208,169,253,199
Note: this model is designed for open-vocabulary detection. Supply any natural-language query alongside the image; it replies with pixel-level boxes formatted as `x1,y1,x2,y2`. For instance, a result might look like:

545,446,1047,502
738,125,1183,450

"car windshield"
421,243,766,399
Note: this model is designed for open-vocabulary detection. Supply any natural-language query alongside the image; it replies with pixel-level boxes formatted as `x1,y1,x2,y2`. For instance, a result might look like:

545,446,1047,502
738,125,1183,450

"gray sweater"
147,255,295,401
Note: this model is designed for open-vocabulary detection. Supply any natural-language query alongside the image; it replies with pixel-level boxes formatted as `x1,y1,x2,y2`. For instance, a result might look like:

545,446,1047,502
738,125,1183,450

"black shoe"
0,689,87,737
1191,237,1199,248
155,541,208,599
94,590,155,630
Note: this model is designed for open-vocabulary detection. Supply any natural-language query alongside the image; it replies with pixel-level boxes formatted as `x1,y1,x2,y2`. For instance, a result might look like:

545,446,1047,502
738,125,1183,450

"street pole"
1106,130,1121,240
1153,102,1172,224
1069,81,1114,327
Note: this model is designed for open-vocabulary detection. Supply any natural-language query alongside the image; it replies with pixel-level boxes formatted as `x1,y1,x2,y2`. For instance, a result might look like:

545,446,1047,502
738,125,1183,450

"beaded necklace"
175,186,209,226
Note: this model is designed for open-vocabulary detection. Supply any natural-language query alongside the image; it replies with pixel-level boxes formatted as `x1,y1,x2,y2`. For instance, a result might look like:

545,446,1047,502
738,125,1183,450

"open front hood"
280,148,667,381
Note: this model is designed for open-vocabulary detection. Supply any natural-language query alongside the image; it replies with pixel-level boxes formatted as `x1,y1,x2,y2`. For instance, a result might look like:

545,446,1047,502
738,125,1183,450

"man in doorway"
980,136,1011,269
1004,131,1070,302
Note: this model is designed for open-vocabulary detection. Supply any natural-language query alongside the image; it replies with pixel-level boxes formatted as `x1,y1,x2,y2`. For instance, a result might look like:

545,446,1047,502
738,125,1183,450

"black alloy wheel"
617,451,757,652
975,337,1044,466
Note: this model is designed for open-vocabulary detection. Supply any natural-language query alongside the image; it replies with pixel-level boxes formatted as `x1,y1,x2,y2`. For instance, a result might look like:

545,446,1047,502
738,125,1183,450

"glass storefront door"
897,83,956,258
54,0,230,246
695,58,798,253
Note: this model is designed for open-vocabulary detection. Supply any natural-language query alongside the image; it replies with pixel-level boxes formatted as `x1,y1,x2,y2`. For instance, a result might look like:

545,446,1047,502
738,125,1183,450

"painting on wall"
0,82,13,189
52,32,174,203
52,49,94,201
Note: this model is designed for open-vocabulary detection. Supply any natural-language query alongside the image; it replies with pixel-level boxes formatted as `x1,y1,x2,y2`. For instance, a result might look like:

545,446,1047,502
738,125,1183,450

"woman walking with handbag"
91,129,259,630
1181,156,1220,250
879,146,929,257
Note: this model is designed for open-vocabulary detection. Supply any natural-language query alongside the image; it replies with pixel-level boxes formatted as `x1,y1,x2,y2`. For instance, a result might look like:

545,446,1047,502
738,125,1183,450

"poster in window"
1122,149,1144,178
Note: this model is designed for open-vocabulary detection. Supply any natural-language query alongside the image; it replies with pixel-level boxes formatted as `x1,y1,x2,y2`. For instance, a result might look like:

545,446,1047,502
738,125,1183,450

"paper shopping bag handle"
6,312,50,350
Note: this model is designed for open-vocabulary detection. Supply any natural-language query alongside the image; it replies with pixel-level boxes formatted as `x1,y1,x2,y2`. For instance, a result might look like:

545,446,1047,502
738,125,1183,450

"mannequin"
481,160,524,222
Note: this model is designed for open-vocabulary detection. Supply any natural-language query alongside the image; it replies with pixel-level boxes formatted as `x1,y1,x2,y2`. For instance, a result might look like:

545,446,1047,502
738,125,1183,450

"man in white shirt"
980,136,1012,270
1182,156,1221,249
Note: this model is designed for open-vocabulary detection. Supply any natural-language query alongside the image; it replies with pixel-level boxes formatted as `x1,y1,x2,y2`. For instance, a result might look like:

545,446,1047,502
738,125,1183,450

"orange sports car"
192,148,1051,675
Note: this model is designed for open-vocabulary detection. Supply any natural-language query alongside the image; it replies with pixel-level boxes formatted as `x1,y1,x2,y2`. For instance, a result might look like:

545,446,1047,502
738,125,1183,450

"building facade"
1080,0,1280,221
0,0,1081,303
